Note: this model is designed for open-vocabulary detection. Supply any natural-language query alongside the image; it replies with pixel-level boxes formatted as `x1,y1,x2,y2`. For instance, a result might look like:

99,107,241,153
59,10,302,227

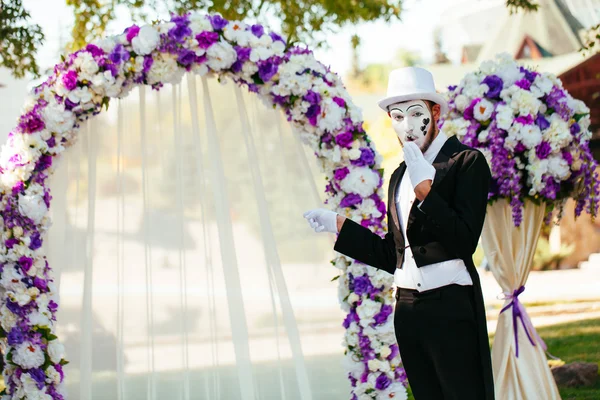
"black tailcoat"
334,135,495,400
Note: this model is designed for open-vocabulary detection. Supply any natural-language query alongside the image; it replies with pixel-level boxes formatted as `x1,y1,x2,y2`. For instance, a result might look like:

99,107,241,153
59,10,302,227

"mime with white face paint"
303,67,495,400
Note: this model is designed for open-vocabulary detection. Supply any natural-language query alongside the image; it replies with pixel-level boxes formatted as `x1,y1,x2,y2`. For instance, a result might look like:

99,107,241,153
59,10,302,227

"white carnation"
454,94,469,112
147,54,183,85
547,155,571,180
42,101,75,135
520,124,543,149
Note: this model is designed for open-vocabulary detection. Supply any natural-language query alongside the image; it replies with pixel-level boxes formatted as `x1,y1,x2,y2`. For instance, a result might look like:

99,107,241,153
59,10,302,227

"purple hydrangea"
18,109,45,134
7,326,26,346
62,70,78,90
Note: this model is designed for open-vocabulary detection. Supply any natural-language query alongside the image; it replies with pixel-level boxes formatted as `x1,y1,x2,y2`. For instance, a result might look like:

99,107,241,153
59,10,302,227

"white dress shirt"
394,132,473,291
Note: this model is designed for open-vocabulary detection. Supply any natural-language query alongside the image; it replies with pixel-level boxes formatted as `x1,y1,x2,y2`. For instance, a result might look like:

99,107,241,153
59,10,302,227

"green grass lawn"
538,318,600,400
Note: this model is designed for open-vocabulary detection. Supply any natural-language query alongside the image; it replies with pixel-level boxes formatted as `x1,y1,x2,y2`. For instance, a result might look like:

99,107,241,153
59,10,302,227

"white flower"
356,298,381,325
206,41,237,71
0,304,18,331
29,311,52,328
67,87,93,104
520,124,543,149
0,265,25,291
73,52,99,80
533,74,554,95
147,53,183,85
18,193,48,224
544,114,572,151
339,167,381,198
347,293,360,304
48,340,65,364
131,25,160,55
45,366,62,385
510,89,541,116
454,94,469,112
441,118,469,138
189,12,213,34
473,99,494,121
42,101,75,135
13,342,45,369
367,358,382,371
547,155,571,180
342,351,365,376
496,104,515,131
380,346,392,358
348,148,361,160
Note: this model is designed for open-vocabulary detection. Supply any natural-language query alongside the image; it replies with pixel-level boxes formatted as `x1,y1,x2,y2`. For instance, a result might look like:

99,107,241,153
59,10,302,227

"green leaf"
331,275,340,282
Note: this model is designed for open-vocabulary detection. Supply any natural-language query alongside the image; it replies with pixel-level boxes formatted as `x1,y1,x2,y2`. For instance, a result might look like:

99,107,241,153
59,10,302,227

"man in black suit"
303,67,494,399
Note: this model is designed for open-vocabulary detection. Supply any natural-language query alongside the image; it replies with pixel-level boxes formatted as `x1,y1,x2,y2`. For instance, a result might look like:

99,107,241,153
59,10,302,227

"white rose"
380,346,392,358
48,340,65,364
206,41,237,71
454,94,469,112
131,25,160,55
347,293,360,304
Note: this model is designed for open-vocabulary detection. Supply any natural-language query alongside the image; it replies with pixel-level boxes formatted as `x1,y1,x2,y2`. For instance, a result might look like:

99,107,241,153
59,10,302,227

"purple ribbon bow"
500,285,547,358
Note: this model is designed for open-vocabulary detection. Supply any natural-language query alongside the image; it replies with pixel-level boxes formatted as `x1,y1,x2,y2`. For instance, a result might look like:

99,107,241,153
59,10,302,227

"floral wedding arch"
0,12,405,399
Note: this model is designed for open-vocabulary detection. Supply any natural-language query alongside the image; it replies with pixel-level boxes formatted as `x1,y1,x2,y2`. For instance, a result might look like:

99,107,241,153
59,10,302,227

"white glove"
403,142,435,188
303,208,338,233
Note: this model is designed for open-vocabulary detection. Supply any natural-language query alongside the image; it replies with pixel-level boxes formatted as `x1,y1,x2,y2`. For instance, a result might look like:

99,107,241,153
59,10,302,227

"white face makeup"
389,100,432,150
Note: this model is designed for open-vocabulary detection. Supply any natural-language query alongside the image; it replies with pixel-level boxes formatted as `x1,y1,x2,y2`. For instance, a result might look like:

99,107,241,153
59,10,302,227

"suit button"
417,283,421,287
419,247,426,254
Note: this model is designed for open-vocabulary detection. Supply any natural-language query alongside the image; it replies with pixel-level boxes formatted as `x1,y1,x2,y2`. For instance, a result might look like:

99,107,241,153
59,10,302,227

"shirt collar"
423,131,448,164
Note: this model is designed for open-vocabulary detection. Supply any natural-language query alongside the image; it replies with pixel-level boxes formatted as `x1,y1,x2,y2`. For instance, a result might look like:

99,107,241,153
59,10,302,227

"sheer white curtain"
46,75,348,400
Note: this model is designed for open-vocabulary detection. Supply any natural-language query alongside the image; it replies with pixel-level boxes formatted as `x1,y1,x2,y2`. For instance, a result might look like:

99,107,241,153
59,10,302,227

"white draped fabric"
46,75,348,399
481,199,561,399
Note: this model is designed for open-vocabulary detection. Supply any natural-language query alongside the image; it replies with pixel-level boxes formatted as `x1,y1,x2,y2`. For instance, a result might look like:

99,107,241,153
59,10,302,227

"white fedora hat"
378,66,448,115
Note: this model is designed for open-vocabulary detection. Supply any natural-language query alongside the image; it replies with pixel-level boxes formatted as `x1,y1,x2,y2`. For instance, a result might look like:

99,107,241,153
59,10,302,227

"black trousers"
394,284,486,400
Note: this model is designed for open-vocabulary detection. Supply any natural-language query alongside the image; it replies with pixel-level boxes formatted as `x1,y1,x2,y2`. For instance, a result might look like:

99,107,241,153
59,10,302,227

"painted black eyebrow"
388,107,404,114
406,104,424,111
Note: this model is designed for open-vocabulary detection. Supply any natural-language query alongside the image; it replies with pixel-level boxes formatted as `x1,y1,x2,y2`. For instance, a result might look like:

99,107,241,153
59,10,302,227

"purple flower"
340,193,363,208
305,104,321,126
48,300,59,313
269,32,286,44
351,147,375,167
258,59,278,82
514,142,526,153
562,149,573,165
169,23,192,43
47,136,56,148
235,46,251,62
109,44,130,64
515,114,534,125
482,75,503,99
335,131,354,148
33,277,48,291
64,98,78,111
85,44,104,58
352,275,373,296
570,122,580,135
196,31,220,49
18,110,45,134
29,232,42,250
333,97,346,108
388,344,399,360
62,70,78,90
334,167,350,181
143,55,153,74
29,368,46,389
546,87,571,121
515,79,532,91
18,256,33,272
126,25,140,42
448,85,457,91
209,14,228,30
535,141,552,159
535,113,550,130
177,50,196,67
374,304,393,325
6,238,19,249
520,66,539,82
35,155,52,172
343,311,358,329
375,373,391,391
7,326,25,346
464,98,482,121
321,132,333,144
303,90,321,105
251,24,264,37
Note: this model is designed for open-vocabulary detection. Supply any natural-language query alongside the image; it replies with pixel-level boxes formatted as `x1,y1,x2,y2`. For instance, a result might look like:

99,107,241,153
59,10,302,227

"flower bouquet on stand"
441,53,598,399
